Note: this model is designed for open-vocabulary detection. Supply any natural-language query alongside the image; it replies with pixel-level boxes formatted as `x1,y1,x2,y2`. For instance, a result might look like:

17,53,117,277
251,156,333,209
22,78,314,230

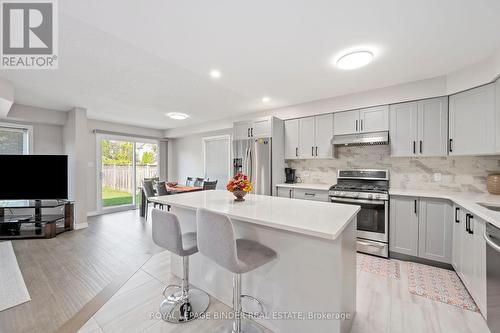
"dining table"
139,184,203,217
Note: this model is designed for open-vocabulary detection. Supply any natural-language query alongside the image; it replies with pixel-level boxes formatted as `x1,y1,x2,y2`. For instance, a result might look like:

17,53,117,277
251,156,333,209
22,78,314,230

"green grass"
102,187,140,207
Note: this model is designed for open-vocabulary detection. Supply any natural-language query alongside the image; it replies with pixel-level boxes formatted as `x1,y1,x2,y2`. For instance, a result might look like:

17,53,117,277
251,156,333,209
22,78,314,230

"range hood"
332,131,389,146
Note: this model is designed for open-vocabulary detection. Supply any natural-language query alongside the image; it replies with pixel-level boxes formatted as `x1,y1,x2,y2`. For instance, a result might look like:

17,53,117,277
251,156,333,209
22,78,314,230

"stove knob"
352,193,359,198
367,194,373,199
374,194,380,200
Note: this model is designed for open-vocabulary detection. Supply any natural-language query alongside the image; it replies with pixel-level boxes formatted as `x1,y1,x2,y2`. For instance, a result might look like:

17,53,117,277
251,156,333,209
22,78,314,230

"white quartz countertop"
390,188,500,230
150,190,359,240
276,183,331,191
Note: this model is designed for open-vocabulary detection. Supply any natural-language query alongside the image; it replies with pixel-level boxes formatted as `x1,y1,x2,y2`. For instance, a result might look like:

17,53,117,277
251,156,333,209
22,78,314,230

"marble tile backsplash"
287,145,500,193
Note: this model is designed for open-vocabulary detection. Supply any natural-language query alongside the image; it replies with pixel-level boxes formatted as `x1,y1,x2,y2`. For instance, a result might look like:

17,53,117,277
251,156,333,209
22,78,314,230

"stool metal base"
214,318,265,333
159,288,209,323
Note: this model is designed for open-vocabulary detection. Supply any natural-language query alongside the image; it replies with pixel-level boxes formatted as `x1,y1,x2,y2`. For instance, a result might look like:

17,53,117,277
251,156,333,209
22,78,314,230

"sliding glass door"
97,135,159,212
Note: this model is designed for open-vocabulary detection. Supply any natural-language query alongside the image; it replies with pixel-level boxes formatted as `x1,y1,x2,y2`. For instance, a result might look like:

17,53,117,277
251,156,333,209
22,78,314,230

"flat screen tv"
0,155,68,200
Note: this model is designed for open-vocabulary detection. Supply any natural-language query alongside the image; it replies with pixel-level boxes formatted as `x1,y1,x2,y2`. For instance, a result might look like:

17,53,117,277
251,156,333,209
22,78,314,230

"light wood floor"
0,210,163,333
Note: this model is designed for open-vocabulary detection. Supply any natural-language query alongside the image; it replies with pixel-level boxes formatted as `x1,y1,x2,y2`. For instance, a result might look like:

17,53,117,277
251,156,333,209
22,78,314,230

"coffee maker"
285,168,296,183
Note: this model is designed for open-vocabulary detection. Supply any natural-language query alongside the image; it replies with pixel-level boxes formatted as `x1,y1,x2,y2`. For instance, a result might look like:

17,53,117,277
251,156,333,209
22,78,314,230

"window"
0,123,32,155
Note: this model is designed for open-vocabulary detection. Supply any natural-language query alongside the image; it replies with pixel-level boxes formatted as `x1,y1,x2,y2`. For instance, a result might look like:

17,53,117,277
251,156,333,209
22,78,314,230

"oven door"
331,197,388,243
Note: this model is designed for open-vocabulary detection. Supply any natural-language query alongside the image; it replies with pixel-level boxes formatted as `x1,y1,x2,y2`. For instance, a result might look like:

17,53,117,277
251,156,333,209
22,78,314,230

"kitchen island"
150,190,359,333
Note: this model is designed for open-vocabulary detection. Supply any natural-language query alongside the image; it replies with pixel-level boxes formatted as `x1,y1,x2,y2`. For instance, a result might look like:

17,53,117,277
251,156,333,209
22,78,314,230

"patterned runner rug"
407,261,478,312
357,253,401,279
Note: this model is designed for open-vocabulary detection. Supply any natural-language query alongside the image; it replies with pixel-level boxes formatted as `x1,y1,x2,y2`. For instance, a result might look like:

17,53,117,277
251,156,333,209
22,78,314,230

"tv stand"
0,200,74,239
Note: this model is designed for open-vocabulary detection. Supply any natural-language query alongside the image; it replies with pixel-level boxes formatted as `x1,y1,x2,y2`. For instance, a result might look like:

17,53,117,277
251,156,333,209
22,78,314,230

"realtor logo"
1,0,58,69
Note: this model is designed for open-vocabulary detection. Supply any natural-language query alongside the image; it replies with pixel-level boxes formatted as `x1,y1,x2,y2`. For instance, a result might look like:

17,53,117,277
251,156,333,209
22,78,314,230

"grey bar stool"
152,209,210,323
196,208,277,333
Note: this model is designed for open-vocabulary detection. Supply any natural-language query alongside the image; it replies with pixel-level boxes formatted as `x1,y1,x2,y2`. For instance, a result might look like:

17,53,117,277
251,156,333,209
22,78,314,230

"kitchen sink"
477,202,500,212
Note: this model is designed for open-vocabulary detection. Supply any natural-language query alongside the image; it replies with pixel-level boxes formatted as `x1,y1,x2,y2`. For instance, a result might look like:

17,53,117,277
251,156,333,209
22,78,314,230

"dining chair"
155,181,169,196
194,177,206,187
186,177,194,186
143,179,158,219
202,180,218,190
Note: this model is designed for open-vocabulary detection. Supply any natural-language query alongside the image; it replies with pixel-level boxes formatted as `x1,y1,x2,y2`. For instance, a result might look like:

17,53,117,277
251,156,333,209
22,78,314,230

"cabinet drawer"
293,189,329,202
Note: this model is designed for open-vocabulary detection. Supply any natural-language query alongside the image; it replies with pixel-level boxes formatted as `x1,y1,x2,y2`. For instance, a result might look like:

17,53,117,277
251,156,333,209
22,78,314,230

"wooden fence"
102,164,158,192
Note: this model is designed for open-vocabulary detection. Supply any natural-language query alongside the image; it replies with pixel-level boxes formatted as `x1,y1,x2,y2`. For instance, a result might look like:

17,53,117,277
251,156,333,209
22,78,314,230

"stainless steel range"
329,169,389,258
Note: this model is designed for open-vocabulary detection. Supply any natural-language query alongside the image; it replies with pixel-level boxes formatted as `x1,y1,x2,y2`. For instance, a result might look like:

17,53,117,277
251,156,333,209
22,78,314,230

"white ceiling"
1,0,500,129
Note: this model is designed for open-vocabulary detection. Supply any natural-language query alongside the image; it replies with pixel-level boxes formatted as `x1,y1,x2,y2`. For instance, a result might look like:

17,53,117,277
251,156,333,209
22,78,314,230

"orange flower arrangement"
226,173,253,193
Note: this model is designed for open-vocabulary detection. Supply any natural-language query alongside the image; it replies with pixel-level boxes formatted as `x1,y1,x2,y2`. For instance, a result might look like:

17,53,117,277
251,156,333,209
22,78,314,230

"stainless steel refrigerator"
233,137,273,196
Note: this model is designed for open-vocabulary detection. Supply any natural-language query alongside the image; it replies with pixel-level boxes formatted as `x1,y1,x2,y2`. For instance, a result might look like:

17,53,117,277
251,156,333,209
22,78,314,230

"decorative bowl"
233,190,247,202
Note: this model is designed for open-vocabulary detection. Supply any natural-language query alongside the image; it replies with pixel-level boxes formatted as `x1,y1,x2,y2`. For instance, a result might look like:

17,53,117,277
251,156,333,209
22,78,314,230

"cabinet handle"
355,120,358,132
420,140,423,154
414,199,417,215
311,146,314,156
455,207,460,223
469,215,474,234
413,141,416,154
449,139,453,152
289,189,292,198
360,119,363,131
251,128,253,137
247,128,250,138
465,214,470,233
305,193,316,197
315,146,318,156
296,147,298,157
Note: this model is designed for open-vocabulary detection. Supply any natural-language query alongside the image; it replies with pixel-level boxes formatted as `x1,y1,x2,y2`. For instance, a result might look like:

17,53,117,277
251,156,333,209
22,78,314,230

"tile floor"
78,251,491,333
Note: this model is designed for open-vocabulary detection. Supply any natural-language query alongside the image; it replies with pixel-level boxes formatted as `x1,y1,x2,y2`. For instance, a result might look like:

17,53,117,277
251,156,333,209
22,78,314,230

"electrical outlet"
433,173,442,182
303,171,310,177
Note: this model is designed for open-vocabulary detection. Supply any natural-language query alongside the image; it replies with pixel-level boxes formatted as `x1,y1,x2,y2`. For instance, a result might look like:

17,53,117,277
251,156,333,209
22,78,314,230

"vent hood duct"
332,131,389,147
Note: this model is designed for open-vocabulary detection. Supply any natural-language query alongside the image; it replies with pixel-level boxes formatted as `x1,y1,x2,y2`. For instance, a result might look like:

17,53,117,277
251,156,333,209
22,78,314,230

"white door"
417,97,448,156
390,196,419,256
284,119,299,159
390,102,418,156
298,117,315,159
203,135,231,190
449,83,496,155
359,105,389,133
333,110,359,135
314,114,333,158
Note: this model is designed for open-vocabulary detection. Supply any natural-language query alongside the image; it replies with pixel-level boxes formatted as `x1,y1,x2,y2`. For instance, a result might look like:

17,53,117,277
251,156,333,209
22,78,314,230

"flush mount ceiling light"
166,112,190,120
261,96,271,103
209,69,222,79
336,50,374,70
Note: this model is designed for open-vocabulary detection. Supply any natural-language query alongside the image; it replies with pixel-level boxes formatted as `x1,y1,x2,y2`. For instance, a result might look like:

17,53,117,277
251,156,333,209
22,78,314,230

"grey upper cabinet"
333,110,359,135
390,97,448,157
359,105,389,133
284,119,299,159
314,113,334,158
418,198,453,263
449,83,496,156
334,106,389,136
285,114,333,160
390,102,418,156
417,97,448,156
298,117,316,158
390,196,419,256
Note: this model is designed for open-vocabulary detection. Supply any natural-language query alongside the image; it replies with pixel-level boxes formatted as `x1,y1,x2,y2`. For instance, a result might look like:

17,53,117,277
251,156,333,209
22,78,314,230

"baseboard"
389,251,453,270
73,223,88,230
87,211,100,217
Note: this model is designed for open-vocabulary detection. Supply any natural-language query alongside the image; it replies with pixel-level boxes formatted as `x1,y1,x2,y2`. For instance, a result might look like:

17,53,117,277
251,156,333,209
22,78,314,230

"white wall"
168,128,232,184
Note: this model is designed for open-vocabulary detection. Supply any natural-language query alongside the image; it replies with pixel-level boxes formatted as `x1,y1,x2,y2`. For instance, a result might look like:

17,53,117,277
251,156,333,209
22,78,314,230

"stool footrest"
241,294,265,318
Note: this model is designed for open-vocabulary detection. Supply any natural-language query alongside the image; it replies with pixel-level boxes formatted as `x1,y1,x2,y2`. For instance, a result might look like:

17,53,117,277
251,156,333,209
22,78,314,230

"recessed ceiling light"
166,112,189,120
209,69,222,79
261,96,271,103
336,51,374,70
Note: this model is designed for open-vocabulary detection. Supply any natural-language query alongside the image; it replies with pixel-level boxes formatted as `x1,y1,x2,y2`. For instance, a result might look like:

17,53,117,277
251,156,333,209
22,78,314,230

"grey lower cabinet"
276,186,329,202
452,205,487,317
390,196,453,264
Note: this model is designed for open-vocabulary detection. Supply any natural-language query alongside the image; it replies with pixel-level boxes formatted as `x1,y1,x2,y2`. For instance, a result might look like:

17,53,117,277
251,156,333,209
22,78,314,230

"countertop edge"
276,183,331,191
